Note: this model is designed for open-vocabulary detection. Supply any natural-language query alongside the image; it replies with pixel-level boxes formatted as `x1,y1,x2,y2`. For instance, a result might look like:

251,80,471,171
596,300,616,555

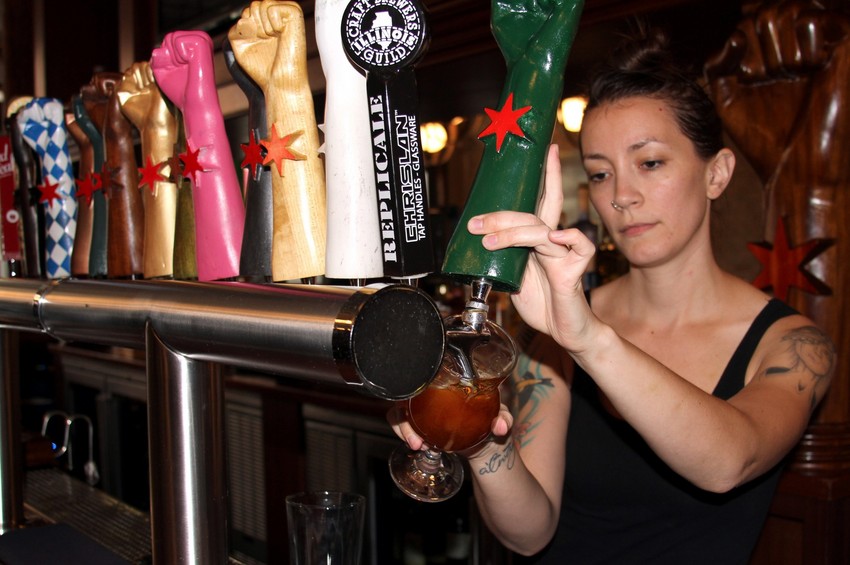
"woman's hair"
583,30,724,160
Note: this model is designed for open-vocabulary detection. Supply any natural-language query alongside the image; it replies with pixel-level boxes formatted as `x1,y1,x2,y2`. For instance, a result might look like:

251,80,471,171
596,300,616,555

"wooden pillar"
706,1,850,562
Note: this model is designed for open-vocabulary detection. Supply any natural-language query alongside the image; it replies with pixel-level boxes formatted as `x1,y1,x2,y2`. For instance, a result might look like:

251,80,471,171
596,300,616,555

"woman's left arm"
573,313,835,493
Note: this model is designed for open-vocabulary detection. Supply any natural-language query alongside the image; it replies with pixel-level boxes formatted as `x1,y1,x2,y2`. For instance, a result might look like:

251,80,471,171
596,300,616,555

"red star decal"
747,216,832,301
241,130,265,177
478,92,532,152
38,178,62,206
179,145,204,182
138,156,167,193
75,172,102,205
262,124,305,175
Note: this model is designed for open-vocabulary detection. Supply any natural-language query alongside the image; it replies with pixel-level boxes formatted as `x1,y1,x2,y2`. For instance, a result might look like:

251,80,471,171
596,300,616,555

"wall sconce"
420,121,448,154
560,96,587,133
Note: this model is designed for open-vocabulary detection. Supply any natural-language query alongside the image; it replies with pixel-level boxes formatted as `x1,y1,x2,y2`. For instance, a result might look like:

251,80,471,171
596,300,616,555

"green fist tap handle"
442,0,584,292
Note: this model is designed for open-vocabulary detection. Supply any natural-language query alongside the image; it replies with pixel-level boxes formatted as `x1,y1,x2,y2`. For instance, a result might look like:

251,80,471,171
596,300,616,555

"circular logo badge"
341,0,429,73
5,209,19,224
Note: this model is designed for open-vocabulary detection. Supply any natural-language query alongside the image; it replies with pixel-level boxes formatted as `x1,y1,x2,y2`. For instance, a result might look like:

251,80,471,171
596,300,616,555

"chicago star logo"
342,0,428,70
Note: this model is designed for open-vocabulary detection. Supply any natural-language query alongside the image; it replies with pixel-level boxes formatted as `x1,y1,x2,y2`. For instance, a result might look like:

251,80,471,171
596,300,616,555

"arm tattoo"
476,349,556,477
763,325,835,410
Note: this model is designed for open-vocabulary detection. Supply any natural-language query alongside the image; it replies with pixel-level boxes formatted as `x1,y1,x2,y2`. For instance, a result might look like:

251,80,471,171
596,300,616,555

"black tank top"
517,298,798,564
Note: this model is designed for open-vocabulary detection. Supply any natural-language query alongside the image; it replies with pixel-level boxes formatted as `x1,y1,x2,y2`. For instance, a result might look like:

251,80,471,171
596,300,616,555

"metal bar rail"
0,278,446,564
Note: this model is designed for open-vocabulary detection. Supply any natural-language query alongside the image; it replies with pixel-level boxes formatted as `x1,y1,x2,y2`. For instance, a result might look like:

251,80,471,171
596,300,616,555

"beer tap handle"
76,86,109,278
316,0,383,282
151,30,246,282
117,61,180,280
222,38,273,283
65,107,94,277
1,103,25,274
170,112,198,281
441,0,584,292
8,99,44,278
227,1,327,282
16,97,78,279
102,75,145,279
341,0,435,281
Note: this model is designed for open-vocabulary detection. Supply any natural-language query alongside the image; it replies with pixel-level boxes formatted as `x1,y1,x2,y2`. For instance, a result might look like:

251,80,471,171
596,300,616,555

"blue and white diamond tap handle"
17,98,77,279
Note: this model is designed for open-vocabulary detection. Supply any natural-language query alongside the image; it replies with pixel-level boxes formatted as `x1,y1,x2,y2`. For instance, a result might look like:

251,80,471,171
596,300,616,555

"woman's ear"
706,148,735,200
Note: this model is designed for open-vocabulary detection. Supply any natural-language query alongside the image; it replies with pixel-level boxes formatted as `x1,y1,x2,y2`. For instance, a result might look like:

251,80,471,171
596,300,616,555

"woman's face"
579,96,715,269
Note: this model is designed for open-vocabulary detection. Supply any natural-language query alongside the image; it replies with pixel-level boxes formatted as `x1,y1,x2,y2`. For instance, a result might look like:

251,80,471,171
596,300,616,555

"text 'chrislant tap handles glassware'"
389,0,586,502
341,0,436,283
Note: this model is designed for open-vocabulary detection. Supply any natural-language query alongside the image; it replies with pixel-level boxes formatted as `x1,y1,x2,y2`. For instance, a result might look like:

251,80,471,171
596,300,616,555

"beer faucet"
445,278,493,386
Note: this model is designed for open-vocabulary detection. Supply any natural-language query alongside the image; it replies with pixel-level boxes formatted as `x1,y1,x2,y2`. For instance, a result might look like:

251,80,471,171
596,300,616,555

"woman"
393,34,835,563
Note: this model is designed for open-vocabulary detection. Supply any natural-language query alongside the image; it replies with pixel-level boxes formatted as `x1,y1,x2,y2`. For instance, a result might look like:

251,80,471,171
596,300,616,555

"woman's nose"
611,177,641,211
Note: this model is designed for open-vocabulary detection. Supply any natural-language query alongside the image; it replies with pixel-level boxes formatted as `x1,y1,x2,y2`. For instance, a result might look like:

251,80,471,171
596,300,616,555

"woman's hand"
468,144,597,349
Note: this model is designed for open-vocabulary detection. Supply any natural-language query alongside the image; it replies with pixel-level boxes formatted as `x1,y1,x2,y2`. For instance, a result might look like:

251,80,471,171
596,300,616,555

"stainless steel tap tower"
0,278,445,564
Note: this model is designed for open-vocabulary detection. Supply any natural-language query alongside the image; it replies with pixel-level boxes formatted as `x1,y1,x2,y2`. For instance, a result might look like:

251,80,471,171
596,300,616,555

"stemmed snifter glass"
389,280,518,502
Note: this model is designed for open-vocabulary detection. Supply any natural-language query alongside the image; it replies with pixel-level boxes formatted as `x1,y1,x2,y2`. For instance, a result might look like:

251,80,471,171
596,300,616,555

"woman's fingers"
548,227,596,256
480,222,556,252
386,403,424,450
492,403,514,436
537,143,564,229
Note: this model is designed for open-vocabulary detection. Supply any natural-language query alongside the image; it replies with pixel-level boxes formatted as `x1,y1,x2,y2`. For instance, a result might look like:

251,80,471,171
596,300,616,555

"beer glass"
389,314,517,502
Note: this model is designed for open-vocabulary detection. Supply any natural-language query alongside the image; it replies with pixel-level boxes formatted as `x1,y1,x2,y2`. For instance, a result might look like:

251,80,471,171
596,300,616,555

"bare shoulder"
750,310,836,412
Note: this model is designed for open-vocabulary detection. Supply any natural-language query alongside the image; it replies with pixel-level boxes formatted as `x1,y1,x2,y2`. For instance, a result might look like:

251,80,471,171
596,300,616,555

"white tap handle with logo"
342,0,435,281
316,0,383,282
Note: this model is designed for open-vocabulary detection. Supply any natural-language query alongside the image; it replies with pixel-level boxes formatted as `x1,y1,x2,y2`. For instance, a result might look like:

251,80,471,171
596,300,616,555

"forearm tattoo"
476,348,556,476
763,325,835,410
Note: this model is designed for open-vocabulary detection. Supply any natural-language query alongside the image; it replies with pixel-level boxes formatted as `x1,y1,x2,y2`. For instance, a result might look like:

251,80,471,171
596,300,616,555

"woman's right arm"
465,332,572,556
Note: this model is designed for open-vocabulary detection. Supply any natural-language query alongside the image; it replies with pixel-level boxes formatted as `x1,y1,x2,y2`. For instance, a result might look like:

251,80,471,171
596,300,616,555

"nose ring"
611,200,623,211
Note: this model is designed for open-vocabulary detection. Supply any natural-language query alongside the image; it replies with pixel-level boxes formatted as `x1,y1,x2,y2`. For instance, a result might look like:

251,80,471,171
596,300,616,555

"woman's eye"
587,171,608,183
642,159,663,170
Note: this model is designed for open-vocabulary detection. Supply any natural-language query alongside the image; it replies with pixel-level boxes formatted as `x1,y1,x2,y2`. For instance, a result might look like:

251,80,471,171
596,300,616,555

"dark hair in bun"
583,29,724,160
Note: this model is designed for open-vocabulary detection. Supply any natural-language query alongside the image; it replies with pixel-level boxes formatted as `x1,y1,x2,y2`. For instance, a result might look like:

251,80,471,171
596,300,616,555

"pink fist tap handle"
151,30,246,282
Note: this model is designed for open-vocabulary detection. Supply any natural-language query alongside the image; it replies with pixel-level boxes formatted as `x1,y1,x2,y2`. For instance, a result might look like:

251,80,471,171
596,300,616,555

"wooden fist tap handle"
99,74,146,278
228,0,327,282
